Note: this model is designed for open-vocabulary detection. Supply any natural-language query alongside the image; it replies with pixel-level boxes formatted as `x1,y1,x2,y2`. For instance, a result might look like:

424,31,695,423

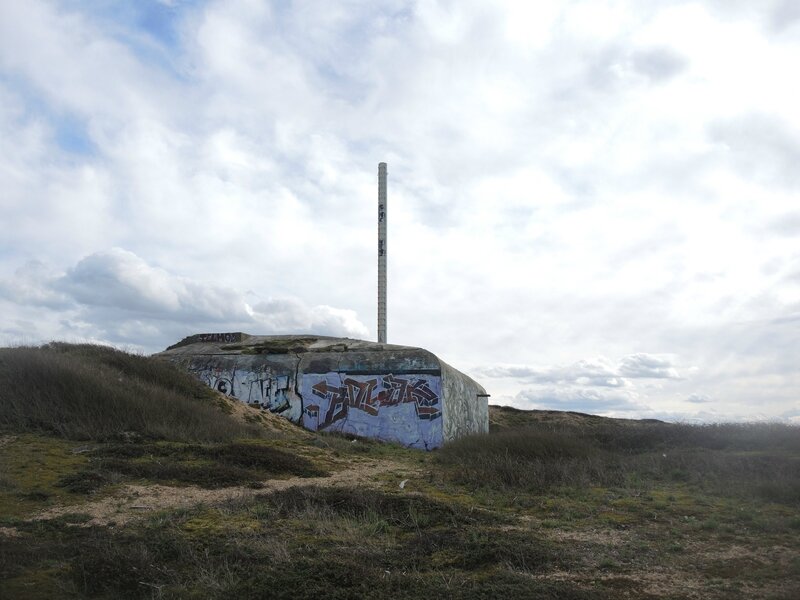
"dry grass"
439,417,800,504
0,343,264,442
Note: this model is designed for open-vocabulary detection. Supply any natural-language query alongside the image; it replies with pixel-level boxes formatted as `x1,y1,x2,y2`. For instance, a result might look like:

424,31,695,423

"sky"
1,0,798,423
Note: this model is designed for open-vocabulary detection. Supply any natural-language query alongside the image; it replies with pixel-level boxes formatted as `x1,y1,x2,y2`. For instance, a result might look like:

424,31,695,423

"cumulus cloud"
251,298,369,339
56,249,249,321
0,260,72,309
1,1,798,420
0,249,369,349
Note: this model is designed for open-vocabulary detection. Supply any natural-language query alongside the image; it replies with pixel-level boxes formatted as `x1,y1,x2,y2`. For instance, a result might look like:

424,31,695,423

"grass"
437,419,800,504
1,487,595,600
0,435,92,518
1,345,799,598
59,441,328,491
0,437,330,521
0,343,263,442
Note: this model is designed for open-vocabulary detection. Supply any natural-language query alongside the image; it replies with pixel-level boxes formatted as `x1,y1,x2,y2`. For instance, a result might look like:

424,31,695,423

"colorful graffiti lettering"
309,374,442,430
188,364,444,449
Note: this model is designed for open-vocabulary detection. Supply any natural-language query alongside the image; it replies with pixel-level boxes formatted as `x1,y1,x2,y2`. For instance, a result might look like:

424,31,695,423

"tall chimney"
378,162,387,344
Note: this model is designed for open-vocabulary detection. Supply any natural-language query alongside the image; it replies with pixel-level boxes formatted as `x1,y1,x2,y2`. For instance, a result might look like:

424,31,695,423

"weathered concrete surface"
440,359,490,442
156,334,488,450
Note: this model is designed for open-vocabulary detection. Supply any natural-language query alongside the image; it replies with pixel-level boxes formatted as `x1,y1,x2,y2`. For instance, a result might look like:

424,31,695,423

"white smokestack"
378,162,387,344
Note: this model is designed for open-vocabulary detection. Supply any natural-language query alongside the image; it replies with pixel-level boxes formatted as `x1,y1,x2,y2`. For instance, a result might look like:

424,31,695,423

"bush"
0,343,263,442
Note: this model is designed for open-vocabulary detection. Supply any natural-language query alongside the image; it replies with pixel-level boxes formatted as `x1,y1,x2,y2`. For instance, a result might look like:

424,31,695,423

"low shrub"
0,344,263,442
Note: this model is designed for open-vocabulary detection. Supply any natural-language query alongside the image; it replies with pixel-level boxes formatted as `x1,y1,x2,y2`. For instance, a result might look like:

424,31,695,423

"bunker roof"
161,332,426,356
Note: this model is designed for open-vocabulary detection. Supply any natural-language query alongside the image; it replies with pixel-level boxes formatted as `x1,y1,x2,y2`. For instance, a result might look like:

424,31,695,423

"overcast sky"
1,0,798,422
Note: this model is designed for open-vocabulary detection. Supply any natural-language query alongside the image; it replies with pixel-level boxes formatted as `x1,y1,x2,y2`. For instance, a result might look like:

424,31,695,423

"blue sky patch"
54,113,95,156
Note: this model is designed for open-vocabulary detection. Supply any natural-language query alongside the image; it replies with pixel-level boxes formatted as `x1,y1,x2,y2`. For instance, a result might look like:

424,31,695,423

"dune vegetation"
1,344,798,599
0,343,263,441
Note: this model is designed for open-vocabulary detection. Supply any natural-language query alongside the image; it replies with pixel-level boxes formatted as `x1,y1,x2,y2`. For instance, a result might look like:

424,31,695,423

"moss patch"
0,435,91,519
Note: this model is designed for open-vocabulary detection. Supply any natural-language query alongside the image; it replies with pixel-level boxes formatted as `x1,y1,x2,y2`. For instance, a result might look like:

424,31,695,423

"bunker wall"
175,354,303,422
167,349,446,450
440,360,489,443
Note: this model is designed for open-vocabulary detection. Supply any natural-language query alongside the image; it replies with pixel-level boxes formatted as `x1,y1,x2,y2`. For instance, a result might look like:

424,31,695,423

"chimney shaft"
378,162,387,344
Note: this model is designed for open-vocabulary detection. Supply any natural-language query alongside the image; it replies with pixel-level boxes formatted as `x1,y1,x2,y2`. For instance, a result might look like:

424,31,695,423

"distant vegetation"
439,407,800,505
0,343,263,442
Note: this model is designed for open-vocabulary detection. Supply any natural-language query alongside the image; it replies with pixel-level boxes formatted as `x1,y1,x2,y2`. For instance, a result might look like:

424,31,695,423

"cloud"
709,113,800,190
1,1,798,422
476,358,625,387
514,387,644,415
251,298,369,339
769,0,800,32
686,393,712,404
0,260,72,309
618,354,680,379
56,249,249,321
477,354,680,385
0,249,369,349
472,354,687,417
629,47,687,82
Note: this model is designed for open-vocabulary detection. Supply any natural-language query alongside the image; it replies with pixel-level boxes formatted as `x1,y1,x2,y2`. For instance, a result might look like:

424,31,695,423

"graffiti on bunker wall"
188,363,300,420
301,373,443,449
307,374,441,427
186,362,446,449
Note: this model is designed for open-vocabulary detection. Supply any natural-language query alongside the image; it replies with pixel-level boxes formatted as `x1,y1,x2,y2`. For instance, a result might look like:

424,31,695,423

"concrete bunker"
156,333,489,450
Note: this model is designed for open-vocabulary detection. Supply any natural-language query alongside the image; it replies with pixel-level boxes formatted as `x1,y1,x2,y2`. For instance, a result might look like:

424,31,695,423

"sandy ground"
33,458,417,527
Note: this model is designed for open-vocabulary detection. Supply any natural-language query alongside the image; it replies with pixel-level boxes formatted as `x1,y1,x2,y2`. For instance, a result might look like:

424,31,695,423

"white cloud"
0,249,369,348
1,0,798,421
0,260,72,309
477,354,679,384
687,393,712,404
618,354,680,380
515,387,645,416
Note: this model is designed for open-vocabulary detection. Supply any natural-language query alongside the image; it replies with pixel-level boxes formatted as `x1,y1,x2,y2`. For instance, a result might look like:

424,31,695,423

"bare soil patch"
35,457,416,527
